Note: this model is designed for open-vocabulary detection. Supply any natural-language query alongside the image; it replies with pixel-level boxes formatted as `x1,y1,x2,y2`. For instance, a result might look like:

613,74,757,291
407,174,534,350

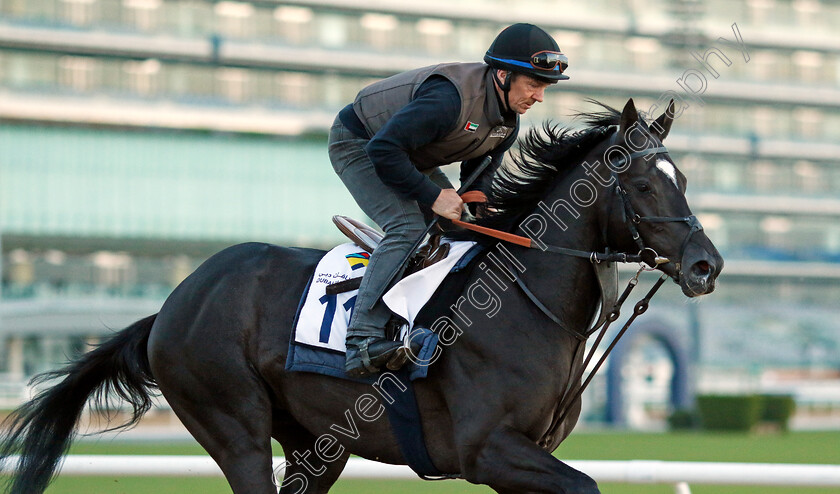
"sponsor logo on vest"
464,121,479,132
489,127,508,139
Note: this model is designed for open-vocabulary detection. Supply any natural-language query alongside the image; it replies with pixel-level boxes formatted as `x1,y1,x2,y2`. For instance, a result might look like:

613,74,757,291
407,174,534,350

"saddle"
327,215,451,296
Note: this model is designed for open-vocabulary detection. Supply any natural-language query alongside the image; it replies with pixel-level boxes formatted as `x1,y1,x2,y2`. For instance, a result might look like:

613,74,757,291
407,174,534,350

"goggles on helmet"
530,51,569,72
486,50,568,73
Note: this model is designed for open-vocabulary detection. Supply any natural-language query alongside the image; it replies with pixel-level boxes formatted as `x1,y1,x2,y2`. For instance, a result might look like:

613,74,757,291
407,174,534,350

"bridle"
606,130,705,276
450,127,706,450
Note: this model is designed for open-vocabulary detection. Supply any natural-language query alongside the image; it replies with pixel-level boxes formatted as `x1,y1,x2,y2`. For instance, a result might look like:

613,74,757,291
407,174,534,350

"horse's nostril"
692,260,711,277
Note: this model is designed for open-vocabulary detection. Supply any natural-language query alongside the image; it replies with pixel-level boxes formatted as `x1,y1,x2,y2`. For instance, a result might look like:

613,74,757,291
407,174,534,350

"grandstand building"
2,0,839,426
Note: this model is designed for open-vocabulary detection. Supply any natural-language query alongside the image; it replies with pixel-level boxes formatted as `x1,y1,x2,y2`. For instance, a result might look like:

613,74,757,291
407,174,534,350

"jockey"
329,23,570,377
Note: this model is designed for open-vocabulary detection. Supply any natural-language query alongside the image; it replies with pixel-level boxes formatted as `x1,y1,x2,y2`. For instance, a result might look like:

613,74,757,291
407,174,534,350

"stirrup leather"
354,338,379,374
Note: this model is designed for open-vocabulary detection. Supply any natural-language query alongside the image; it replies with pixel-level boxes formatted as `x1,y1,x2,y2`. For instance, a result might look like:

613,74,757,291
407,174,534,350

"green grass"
555,430,840,464
20,431,840,493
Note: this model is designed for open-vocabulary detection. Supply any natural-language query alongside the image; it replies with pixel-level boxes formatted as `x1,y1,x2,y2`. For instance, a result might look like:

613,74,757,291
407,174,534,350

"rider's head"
484,23,569,114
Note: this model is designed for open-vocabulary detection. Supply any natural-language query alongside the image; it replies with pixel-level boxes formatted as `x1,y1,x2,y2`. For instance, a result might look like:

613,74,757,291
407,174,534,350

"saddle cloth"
287,240,480,380
285,239,481,479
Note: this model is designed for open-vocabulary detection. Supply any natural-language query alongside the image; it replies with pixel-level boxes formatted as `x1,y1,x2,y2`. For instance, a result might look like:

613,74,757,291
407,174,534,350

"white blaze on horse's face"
656,158,679,188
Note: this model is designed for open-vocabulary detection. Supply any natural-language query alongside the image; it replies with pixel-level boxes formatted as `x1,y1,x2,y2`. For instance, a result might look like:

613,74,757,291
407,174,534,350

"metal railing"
2,456,839,493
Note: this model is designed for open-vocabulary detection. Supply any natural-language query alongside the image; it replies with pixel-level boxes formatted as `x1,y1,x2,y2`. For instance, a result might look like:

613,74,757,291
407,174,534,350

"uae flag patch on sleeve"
464,121,479,132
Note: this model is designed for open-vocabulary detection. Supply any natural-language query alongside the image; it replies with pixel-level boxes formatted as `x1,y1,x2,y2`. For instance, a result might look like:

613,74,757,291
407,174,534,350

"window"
715,160,744,191
274,6,314,45
827,227,840,253
726,215,763,250
626,37,661,72
552,30,584,62
793,160,825,193
172,1,211,37
416,18,453,55
751,160,777,192
275,72,313,107
186,65,217,98
598,36,628,68
123,59,161,96
123,0,162,32
793,107,823,139
214,1,254,38
60,0,98,26
697,213,728,248
58,56,99,92
91,251,135,287
7,249,35,285
750,50,778,81
793,50,824,84
793,0,822,28
318,14,348,48
359,13,399,51
747,0,776,24
752,106,778,137
217,67,250,103
452,24,495,60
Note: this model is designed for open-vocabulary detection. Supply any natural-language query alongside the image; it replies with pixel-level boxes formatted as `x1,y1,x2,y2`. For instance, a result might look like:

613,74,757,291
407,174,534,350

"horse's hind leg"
273,411,349,493
154,363,278,493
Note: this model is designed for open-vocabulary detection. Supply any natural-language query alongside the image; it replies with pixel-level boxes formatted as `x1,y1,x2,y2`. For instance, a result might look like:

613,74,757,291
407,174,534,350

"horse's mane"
475,101,634,233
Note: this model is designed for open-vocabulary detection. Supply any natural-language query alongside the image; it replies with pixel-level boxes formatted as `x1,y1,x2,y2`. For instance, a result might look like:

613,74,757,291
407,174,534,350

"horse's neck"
510,168,606,334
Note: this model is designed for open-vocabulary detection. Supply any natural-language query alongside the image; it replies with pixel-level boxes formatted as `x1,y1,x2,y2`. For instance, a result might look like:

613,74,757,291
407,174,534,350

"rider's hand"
431,188,464,221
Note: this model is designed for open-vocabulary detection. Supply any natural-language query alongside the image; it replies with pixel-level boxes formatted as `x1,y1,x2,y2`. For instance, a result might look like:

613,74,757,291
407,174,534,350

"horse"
0,98,722,494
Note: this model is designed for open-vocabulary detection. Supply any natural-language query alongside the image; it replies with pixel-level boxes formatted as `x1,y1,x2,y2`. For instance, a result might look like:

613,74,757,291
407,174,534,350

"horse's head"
603,98,723,297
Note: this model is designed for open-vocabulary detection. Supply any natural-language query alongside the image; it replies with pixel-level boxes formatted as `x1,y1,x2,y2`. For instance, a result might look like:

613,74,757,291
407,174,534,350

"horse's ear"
618,98,639,140
650,99,675,141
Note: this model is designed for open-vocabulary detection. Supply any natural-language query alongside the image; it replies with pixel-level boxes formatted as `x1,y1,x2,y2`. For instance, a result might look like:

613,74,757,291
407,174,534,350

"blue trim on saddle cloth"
451,241,484,271
286,326,439,383
285,328,437,383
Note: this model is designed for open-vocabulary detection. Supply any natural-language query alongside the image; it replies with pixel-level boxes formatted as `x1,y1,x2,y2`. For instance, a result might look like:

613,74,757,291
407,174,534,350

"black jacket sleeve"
364,76,461,206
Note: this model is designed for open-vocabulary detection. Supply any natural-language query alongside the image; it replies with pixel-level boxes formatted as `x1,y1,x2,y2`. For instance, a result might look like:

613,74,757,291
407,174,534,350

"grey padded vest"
352,62,516,169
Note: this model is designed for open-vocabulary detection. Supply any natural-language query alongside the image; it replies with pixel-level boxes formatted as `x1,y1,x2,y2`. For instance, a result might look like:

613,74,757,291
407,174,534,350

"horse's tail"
0,313,158,494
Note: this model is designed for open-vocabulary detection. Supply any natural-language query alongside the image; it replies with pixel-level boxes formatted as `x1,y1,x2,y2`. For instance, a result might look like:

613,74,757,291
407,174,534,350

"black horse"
0,99,722,494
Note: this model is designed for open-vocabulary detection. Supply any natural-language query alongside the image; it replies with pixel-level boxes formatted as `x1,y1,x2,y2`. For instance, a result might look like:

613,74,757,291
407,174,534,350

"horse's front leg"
458,424,599,494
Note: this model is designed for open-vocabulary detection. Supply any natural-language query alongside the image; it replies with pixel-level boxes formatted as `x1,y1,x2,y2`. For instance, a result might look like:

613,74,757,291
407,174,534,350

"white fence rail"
3,456,840,490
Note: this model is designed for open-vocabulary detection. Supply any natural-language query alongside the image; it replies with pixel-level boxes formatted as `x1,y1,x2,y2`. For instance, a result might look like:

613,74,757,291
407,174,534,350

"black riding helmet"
485,23,569,110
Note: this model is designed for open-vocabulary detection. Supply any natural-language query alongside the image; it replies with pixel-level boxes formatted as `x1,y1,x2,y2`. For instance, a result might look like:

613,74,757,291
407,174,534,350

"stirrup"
385,346,412,371
345,337,404,377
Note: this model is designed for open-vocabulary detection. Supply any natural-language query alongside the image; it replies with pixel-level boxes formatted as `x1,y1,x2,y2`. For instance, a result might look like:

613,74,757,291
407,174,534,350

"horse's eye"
634,182,651,193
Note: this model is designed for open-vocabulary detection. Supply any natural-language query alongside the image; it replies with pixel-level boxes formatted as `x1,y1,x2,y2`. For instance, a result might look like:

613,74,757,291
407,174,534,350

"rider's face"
498,71,552,114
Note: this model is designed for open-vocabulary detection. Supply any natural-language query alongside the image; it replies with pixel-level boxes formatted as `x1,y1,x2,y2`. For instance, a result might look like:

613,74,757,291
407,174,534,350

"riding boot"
345,336,406,377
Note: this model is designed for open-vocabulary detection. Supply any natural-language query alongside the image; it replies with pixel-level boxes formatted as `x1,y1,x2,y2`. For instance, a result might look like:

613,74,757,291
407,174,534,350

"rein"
453,190,657,265
450,134,702,448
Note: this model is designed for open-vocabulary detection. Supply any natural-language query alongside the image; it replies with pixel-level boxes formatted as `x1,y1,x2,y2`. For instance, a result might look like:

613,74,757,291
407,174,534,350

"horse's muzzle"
677,243,724,297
